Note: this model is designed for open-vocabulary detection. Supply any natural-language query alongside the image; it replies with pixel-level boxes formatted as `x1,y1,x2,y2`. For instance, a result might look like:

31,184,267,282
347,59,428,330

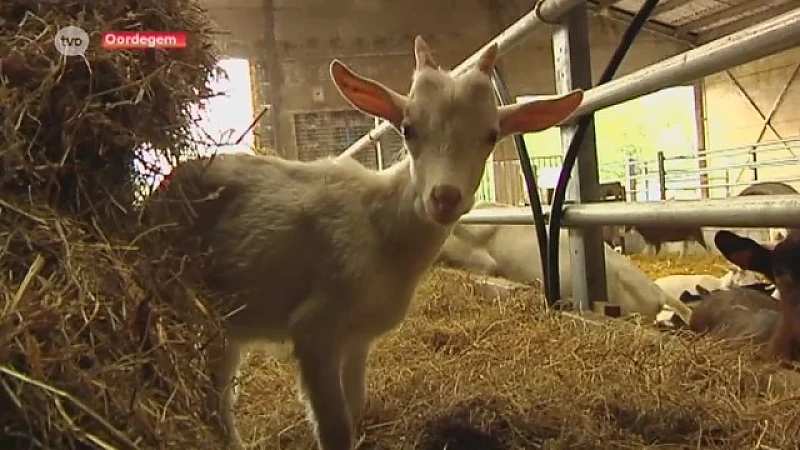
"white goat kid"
146,36,582,450
655,274,725,301
655,268,761,301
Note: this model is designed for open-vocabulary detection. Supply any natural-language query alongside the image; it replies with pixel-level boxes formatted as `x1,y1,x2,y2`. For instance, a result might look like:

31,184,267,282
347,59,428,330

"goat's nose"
430,185,462,216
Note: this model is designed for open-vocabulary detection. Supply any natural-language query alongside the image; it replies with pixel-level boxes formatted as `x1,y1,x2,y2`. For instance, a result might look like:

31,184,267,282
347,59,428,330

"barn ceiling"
199,0,800,46
591,0,800,44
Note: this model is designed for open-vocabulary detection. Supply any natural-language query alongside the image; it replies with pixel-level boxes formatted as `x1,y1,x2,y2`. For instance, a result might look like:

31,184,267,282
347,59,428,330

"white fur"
437,203,693,322
769,227,788,243
655,268,762,301
654,274,723,300
717,267,762,289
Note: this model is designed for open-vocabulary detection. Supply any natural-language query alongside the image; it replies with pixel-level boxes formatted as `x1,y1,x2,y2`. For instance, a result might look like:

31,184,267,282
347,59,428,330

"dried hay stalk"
0,197,227,449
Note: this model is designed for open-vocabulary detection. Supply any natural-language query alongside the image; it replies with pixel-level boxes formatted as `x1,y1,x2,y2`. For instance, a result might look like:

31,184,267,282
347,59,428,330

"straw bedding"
0,0,229,448
236,255,800,449
2,2,797,449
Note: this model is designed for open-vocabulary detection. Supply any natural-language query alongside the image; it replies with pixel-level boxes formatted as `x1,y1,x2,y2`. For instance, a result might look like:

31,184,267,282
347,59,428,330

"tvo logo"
54,26,89,56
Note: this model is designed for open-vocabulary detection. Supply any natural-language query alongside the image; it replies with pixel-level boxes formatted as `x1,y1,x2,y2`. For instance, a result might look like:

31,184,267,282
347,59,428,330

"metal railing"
604,136,800,201
496,136,800,205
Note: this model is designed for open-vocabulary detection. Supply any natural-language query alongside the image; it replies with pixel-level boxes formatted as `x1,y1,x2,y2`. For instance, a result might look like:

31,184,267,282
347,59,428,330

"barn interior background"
2,0,800,448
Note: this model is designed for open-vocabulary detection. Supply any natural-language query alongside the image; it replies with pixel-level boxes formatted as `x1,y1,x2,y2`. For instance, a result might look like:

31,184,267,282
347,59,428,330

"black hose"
490,67,551,294
544,0,662,304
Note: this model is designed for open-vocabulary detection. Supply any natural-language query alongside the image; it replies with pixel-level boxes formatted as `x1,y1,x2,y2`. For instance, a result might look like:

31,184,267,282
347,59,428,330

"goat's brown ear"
330,59,406,125
497,90,583,137
715,230,773,279
414,35,437,70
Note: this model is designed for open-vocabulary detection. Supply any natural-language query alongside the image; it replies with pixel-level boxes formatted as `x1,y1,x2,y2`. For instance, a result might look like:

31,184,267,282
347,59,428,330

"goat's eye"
486,130,499,145
401,124,415,140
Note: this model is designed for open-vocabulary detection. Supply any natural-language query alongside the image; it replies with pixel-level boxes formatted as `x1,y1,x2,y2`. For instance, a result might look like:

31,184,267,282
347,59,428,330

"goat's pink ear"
476,43,499,74
497,90,583,137
714,230,773,278
414,35,437,70
330,59,406,125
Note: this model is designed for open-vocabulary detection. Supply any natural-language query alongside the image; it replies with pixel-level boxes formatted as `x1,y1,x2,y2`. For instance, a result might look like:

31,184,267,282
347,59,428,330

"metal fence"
497,136,800,204
607,136,800,201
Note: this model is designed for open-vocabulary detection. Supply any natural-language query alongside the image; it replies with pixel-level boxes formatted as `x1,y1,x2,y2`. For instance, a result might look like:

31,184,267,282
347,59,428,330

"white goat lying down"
144,38,583,450
436,202,693,322
654,269,762,301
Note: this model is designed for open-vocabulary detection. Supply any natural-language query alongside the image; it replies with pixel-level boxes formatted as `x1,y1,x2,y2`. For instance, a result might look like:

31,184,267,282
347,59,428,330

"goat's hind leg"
212,339,246,450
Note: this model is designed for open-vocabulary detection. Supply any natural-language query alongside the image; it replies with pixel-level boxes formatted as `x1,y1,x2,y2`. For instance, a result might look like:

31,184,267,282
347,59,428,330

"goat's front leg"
295,339,352,450
212,339,245,450
342,342,370,429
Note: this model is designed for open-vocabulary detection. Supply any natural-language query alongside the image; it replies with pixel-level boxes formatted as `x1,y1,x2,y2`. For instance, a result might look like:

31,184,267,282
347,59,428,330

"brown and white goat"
144,36,583,450
689,229,800,361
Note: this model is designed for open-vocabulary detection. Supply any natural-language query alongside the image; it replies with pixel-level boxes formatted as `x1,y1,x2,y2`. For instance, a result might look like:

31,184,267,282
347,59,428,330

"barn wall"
204,0,689,168
702,47,800,196
206,5,267,58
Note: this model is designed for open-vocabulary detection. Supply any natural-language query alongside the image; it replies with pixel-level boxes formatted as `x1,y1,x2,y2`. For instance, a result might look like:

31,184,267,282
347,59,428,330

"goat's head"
329,35,583,225
715,230,800,304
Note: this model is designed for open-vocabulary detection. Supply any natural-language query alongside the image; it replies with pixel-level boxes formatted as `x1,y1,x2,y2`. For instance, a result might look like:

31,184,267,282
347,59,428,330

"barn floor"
234,255,800,449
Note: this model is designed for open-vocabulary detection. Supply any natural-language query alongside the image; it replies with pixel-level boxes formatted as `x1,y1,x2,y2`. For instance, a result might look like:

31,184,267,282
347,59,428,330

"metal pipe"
459,195,800,227
596,139,800,170
567,7,800,121
669,157,800,175
338,0,586,159
663,177,800,192
697,136,800,156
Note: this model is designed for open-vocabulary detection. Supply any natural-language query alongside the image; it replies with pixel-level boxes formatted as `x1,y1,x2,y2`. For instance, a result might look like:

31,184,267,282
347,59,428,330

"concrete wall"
702,47,800,196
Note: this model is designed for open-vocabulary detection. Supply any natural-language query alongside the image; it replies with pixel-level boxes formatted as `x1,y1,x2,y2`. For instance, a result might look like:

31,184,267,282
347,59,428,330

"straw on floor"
235,256,800,450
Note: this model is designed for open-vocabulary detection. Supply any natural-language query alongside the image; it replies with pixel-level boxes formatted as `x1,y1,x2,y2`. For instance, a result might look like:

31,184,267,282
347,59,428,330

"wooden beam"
589,3,697,45
676,2,766,37
699,1,800,43
692,82,710,199
650,0,694,18
260,0,284,153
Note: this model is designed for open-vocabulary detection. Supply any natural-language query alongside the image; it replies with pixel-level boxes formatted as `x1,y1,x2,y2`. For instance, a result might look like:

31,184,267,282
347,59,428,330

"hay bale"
236,267,800,449
0,1,229,448
1,0,221,219
0,200,225,449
